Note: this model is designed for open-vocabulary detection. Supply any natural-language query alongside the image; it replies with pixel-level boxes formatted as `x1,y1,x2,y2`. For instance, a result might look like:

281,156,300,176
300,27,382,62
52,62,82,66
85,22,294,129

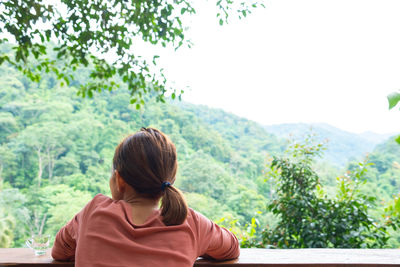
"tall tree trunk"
39,213,47,235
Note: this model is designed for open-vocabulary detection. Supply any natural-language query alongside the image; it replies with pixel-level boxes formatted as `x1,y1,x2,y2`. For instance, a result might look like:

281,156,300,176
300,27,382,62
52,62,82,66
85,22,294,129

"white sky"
155,0,400,134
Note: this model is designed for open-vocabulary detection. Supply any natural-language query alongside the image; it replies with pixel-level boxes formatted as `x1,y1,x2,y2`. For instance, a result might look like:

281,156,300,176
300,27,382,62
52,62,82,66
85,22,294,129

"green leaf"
395,135,400,145
387,91,400,109
152,55,160,65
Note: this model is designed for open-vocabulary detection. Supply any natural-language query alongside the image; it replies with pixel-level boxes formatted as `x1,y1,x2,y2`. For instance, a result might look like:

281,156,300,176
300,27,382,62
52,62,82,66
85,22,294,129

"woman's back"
52,128,239,266
52,194,239,267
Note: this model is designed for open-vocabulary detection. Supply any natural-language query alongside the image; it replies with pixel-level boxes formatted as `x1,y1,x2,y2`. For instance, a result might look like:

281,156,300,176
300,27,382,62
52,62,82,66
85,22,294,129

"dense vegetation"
261,139,399,248
0,62,399,249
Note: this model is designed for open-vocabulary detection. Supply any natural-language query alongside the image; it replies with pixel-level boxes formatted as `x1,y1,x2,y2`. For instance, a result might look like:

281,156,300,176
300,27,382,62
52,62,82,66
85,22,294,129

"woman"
52,127,239,267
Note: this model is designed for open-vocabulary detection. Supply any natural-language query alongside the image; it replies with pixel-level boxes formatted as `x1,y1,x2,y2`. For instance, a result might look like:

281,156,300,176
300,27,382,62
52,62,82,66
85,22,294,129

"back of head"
112,127,188,226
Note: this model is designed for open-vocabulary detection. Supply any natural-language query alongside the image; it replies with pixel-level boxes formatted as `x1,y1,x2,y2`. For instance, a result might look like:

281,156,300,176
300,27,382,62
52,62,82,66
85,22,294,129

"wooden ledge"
1,248,399,266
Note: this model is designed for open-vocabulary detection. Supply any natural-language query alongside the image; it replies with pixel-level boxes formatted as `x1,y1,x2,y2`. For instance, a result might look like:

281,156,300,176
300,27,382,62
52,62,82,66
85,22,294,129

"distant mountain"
358,131,395,144
263,123,396,167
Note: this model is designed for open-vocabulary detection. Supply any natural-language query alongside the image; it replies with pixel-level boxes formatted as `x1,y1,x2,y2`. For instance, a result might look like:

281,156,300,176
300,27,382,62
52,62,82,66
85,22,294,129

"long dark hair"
112,127,188,226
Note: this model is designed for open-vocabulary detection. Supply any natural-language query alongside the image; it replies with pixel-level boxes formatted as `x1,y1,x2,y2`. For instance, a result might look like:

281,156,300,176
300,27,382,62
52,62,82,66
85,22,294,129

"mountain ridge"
263,122,397,166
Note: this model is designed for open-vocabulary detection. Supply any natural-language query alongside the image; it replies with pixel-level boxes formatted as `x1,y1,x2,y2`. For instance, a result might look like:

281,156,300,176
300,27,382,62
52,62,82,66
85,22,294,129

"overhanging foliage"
0,0,263,107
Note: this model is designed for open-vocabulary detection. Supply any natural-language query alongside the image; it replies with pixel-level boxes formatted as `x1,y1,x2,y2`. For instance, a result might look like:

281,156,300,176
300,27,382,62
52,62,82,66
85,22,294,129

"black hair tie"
161,181,171,191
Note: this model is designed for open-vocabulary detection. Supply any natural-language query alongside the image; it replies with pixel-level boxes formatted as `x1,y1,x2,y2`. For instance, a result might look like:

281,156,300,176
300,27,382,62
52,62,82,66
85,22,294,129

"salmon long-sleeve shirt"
52,194,239,267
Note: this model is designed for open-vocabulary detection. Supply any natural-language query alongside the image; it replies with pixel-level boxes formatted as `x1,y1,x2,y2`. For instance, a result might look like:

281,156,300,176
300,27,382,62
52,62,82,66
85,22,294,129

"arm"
51,214,79,261
196,212,240,260
51,194,102,261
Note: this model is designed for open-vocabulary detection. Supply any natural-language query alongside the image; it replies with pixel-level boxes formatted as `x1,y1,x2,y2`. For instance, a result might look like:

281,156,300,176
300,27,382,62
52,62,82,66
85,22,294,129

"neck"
122,194,159,209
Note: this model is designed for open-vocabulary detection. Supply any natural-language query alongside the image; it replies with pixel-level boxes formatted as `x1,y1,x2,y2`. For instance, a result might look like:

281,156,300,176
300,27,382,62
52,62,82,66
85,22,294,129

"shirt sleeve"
51,194,103,261
195,211,240,260
51,214,79,261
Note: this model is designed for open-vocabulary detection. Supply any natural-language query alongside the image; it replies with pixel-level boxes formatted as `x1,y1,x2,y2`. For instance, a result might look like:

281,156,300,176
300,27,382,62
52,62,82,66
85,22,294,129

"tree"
0,144,17,182
227,185,266,223
43,185,92,235
16,122,67,187
0,185,29,247
184,192,235,222
179,151,235,202
261,138,398,248
0,0,263,106
0,208,15,248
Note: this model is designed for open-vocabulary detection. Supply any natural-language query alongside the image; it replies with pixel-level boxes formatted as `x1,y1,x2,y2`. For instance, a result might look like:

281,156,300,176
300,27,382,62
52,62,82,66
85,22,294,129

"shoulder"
82,194,113,214
187,208,206,220
92,193,112,203
186,208,213,229
87,193,112,207
79,194,127,226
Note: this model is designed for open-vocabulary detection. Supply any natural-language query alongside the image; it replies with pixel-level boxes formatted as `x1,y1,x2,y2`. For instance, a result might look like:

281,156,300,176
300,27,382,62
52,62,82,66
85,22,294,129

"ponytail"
113,127,188,226
161,186,188,226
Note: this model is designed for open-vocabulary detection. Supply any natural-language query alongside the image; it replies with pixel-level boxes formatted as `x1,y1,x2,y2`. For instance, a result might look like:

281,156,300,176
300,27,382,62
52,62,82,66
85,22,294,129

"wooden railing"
1,248,399,266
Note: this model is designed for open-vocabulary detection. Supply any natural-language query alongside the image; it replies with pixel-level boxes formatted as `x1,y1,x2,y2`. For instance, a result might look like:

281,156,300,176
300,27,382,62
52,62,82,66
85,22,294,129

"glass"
26,234,50,256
